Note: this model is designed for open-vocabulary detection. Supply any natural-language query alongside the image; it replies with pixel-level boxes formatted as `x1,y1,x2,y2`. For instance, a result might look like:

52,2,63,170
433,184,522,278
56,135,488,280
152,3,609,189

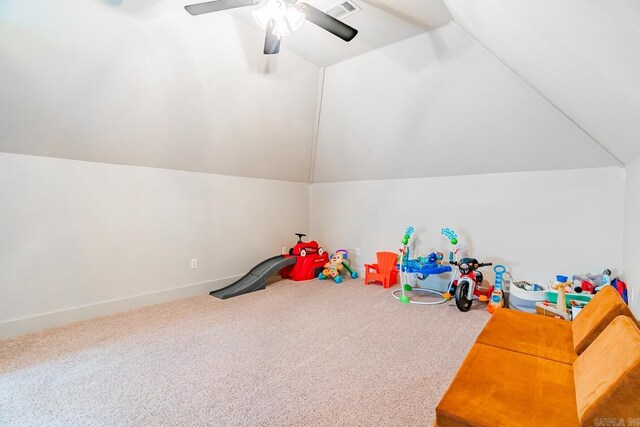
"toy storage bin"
546,290,593,305
508,280,548,313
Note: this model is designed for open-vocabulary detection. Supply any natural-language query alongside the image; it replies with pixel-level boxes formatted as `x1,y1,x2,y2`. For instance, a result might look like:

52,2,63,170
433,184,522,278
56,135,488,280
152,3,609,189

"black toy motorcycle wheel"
455,280,473,312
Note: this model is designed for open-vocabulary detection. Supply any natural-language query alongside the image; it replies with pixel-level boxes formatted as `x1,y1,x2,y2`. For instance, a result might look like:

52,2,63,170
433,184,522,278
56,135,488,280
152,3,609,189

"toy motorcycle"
446,258,493,312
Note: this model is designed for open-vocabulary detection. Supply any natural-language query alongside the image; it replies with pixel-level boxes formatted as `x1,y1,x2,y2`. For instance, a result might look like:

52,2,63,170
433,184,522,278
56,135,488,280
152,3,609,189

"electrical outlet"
630,288,635,304
282,246,287,255
191,258,198,269
355,248,360,256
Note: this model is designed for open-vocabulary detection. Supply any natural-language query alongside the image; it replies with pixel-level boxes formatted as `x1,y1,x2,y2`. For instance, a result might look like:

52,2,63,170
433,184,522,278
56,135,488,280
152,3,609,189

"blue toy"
400,228,453,278
487,265,506,314
393,226,452,305
401,229,452,278
404,252,451,277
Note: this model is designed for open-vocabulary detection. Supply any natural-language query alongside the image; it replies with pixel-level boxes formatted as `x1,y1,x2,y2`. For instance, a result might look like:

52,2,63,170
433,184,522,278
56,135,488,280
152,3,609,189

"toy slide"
210,255,297,300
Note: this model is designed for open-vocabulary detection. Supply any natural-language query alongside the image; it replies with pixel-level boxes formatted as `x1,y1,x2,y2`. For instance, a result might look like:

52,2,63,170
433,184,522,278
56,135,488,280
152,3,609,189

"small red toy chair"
364,252,399,288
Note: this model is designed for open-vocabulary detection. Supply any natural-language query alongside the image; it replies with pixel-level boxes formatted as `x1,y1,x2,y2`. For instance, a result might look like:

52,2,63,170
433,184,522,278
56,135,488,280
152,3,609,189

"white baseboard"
0,275,242,340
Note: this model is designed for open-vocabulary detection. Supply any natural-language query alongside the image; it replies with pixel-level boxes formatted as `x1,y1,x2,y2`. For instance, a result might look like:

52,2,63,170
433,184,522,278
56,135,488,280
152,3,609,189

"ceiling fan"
184,0,359,55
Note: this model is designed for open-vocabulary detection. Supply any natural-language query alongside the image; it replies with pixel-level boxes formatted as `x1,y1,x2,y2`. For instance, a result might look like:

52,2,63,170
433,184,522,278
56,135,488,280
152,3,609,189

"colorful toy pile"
215,229,631,319
533,270,628,320
390,226,503,311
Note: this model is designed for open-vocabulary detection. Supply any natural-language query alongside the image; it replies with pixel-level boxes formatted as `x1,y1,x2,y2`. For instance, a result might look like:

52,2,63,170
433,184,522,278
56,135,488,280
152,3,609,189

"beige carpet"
0,278,489,426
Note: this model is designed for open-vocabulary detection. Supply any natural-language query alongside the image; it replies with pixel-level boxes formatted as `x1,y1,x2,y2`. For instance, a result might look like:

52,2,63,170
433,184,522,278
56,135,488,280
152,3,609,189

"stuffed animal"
572,269,612,294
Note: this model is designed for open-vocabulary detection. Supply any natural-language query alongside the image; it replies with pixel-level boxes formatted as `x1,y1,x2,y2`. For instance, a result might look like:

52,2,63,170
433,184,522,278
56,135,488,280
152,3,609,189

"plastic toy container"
546,290,593,305
508,280,548,313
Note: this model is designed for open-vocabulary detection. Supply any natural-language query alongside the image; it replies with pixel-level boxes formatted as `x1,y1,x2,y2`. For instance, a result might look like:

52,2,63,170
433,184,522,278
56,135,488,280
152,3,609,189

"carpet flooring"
0,278,489,426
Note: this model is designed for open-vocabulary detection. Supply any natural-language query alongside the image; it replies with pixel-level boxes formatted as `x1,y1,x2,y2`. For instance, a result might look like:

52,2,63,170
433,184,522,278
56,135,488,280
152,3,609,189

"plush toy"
573,279,595,294
572,269,612,294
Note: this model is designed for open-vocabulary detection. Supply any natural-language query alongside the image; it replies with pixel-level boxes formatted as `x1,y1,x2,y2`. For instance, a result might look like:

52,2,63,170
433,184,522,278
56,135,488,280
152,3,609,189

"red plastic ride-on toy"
281,233,329,281
445,258,494,312
289,233,325,257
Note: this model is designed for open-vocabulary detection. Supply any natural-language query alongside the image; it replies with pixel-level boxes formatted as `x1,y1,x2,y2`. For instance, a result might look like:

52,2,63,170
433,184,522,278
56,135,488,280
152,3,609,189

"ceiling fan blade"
297,3,358,42
184,0,256,16
264,20,281,55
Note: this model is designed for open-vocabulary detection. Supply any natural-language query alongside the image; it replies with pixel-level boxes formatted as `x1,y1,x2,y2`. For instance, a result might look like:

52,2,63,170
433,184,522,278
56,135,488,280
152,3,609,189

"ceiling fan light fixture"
184,0,359,55
272,16,291,37
285,6,305,31
252,0,286,30
251,5,272,29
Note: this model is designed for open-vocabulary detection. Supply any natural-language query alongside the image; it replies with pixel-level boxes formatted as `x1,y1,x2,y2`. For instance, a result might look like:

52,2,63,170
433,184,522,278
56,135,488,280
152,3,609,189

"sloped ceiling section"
271,0,452,67
0,0,319,182
444,0,640,164
313,23,617,183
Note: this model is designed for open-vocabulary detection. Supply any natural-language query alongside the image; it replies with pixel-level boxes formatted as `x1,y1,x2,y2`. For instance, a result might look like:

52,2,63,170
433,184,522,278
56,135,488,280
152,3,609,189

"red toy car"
289,233,325,257
282,233,329,281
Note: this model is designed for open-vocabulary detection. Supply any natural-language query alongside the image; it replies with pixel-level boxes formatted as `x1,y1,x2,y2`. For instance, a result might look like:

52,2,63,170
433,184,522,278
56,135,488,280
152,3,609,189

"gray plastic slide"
210,255,297,300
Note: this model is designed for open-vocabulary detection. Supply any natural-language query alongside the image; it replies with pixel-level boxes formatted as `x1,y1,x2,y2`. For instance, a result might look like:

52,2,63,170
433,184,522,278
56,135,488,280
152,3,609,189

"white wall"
310,168,624,286
445,0,640,163
313,23,616,182
0,153,309,338
623,156,640,315
0,0,319,182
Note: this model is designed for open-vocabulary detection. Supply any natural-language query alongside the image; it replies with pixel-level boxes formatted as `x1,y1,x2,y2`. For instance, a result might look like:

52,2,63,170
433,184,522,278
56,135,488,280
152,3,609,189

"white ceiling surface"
267,0,452,66
0,0,319,182
444,0,640,164
1,0,636,184
186,0,451,67
313,23,616,183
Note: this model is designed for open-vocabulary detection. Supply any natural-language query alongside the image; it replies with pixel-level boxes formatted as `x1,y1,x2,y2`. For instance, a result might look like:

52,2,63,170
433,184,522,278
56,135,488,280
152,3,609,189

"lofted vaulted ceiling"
233,0,452,66
0,0,320,182
0,0,637,183
444,0,640,164
312,23,617,182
